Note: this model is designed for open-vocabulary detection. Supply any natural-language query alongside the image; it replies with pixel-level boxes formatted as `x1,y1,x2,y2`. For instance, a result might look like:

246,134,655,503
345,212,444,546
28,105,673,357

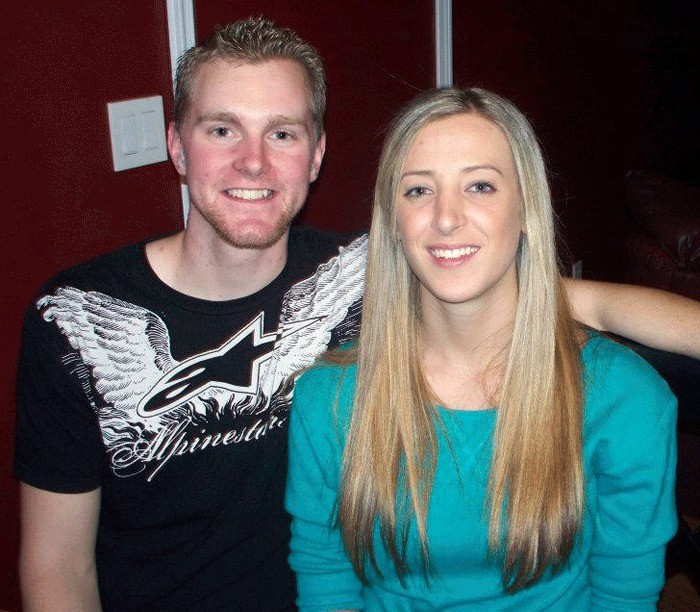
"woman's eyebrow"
400,164,504,180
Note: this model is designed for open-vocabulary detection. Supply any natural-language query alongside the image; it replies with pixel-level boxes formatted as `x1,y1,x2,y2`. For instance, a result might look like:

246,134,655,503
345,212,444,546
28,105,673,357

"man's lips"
224,188,273,200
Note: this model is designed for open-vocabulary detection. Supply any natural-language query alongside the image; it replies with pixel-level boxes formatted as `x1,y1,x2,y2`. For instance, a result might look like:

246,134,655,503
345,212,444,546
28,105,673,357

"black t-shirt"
14,226,367,611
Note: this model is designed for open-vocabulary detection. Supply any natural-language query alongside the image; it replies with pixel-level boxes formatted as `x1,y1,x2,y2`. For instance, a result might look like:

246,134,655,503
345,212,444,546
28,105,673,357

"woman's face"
395,113,523,312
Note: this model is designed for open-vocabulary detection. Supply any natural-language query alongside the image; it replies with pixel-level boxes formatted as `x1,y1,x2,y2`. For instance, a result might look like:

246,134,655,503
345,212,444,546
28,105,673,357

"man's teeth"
226,189,272,200
431,246,479,259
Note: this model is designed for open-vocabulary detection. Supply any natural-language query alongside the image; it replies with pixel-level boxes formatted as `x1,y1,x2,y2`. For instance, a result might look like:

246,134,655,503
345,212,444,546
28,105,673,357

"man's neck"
145,229,289,301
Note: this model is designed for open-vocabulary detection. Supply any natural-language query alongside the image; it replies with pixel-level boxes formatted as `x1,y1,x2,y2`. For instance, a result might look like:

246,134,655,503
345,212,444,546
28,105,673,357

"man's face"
168,58,325,250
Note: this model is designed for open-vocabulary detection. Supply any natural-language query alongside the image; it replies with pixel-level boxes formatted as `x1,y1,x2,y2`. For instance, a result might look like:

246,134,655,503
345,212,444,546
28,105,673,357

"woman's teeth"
430,246,479,259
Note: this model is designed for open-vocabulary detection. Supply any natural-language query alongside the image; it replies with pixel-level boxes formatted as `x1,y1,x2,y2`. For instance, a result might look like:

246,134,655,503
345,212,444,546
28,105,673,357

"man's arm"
564,278,700,359
19,483,102,611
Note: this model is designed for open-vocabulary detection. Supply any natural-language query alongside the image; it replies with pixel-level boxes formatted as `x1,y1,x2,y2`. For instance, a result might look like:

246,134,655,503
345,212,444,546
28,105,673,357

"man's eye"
470,181,495,193
212,127,231,137
271,130,293,141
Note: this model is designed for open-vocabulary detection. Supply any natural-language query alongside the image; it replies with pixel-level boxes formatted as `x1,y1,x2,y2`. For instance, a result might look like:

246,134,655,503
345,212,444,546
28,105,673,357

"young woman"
285,88,677,609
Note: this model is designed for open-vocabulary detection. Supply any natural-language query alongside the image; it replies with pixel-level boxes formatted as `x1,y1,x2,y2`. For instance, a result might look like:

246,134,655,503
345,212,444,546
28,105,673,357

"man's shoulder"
289,225,367,260
23,240,157,329
37,239,159,295
17,241,154,403
37,241,145,295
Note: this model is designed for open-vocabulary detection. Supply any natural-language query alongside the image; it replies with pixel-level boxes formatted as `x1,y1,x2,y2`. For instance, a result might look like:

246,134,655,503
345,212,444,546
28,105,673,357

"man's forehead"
189,57,313,117
194,57,309,93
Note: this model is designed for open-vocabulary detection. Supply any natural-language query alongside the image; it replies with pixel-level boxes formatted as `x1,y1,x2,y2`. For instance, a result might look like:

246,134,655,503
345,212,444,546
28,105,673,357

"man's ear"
309,131,326,183
167,122,187,177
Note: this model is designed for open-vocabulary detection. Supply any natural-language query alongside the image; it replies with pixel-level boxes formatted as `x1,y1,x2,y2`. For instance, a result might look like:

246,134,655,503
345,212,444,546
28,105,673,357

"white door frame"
166,0,195,223
435,0,453,87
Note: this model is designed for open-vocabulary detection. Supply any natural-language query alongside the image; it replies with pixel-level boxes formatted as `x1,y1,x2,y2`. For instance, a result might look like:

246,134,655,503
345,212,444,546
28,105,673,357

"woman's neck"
418,287,517,410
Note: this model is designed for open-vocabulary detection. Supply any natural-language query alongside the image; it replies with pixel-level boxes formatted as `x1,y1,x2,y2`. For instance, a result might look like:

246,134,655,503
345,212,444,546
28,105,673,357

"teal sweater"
286,335,677,610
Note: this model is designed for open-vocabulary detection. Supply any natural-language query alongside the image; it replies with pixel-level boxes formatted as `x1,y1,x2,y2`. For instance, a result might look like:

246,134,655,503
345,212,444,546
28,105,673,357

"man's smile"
225,188,274,200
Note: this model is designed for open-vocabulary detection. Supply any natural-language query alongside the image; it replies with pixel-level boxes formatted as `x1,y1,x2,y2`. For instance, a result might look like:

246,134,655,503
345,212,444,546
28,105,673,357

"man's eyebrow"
195,111,239,125
194,112,311,132
264,115,311,130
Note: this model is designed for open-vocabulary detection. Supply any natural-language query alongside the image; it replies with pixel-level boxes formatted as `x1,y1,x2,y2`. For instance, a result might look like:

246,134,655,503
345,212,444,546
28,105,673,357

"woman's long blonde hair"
336,87,583,592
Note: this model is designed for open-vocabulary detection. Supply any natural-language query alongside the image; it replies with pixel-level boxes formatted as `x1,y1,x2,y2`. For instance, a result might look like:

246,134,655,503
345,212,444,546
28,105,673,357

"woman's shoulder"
581,332,677,430
582,333,669,388
295,357,357,391
292,349,358,422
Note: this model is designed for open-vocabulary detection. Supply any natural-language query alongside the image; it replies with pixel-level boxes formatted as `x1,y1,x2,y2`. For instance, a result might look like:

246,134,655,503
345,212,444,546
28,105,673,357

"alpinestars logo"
137,313,319,418
37,235,367,481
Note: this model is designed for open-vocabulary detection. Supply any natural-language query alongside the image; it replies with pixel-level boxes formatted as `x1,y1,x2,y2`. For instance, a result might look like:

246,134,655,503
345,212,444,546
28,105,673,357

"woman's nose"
432,191,467,235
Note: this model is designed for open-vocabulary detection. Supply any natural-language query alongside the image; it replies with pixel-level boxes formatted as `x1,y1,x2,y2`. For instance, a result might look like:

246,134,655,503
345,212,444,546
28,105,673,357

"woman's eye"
404,186,430,198
470,181,495,193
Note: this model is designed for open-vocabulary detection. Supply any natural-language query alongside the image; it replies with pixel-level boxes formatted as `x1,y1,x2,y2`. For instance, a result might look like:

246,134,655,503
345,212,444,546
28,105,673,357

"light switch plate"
107,96,168,171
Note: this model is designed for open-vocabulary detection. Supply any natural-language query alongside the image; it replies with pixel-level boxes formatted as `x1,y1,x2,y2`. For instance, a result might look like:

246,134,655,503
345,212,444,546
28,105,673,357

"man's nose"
234,137,268,177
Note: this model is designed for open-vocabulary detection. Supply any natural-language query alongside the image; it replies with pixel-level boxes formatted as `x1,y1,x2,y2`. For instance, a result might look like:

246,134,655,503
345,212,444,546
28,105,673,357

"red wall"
0,3,183,608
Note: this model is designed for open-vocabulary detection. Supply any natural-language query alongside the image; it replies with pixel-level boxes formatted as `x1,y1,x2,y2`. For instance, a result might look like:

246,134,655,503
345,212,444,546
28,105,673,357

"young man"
14,16,700,612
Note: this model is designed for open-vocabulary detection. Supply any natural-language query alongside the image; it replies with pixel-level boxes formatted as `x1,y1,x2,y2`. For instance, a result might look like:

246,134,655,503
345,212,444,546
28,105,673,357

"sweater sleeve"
586,341,678,610
285,366,363,611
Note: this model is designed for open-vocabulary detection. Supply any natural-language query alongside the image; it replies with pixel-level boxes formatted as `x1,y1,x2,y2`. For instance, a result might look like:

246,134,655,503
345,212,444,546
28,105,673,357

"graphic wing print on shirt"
36,235,367,478
260,234,367,400
38,288,176,440
38,286,294,442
